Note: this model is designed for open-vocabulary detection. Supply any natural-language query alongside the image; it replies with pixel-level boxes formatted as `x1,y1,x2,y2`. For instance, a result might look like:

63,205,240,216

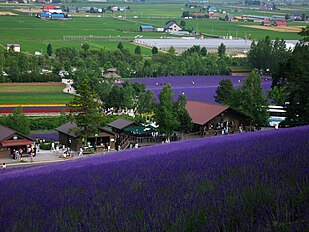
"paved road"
0,149,100,169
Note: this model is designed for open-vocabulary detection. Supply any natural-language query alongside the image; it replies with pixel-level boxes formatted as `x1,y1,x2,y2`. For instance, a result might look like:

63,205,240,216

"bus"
267,105,287,127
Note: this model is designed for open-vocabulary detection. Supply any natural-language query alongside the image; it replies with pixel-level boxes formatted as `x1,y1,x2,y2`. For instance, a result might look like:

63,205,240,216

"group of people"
13,145,37,161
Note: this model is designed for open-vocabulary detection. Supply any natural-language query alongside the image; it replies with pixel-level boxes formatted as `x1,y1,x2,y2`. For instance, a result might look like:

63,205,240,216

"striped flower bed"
0,104,69,114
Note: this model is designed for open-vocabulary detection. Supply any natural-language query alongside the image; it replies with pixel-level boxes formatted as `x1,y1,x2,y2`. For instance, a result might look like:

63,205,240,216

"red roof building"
208,13,220,20
192,13,205,18
43,5,61,10
274,21,287,26
262,20,271,26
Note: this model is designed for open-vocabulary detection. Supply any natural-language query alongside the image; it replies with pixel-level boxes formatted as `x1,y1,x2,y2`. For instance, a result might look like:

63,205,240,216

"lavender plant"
0,126,308,231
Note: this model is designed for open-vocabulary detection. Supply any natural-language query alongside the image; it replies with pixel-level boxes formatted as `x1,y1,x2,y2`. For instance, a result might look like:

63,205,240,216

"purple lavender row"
0,126,308,231
30,134,59,142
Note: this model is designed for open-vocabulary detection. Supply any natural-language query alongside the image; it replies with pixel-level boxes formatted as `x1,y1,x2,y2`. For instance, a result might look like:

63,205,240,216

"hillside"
0,126,308,231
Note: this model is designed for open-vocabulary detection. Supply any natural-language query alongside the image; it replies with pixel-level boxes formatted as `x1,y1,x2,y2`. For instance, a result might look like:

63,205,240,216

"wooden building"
185,100,249,136
0,124,33,158
56,122,116,151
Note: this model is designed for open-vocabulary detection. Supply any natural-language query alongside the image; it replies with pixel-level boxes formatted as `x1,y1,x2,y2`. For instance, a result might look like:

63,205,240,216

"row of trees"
0,42,241,83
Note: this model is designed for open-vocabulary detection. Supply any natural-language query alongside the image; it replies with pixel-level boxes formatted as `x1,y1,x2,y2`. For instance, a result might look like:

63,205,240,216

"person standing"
79,147,83,156
2,163,6,169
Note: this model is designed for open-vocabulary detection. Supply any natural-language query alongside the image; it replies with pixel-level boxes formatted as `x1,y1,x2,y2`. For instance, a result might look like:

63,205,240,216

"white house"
164,22,182,33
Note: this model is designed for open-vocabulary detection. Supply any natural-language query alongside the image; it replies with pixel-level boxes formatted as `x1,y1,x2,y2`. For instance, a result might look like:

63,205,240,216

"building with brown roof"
0,124,33,158
108,118,138,134
185,100,249,136
56,122,116,151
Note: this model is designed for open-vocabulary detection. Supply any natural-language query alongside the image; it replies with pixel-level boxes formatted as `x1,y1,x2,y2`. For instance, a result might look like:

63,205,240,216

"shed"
208,13,220,20
55,122,116,151
0,124,33,158
229,66,252,76
140,25,154,32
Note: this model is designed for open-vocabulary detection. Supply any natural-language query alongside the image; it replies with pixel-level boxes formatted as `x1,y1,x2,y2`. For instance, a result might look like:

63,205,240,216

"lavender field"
131,76,272,103
0,127,308,231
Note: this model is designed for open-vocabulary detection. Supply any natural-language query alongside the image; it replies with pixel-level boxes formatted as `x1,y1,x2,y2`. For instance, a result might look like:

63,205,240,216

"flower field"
0,104,69,115
0,126,308,231
132,76,272,103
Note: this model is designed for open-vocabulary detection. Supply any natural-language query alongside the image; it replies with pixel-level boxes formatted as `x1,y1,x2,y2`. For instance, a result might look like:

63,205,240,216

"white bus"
267,105,287,127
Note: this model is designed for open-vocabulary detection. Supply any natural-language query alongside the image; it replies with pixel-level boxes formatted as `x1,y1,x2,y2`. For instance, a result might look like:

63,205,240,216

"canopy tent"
124,125,145,134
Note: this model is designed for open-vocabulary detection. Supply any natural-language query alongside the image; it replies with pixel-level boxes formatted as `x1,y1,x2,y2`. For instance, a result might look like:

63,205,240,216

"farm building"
208,13,220,20
43,5,61,11
164,22,182,33
274,21,287,26
262,20,271,26
6,44,20,52
192,13,205,18
229,66,252,76
225,14,236,21
108,118,139,135
140,25,154,32
185,100,249,136
56,122,116,152
102,68,121,78
208,6,217,12
0,124,33,158
290,12,302,21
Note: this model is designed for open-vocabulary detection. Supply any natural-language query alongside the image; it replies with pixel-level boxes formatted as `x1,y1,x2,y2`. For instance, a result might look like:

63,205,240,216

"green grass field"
0,2,308,54
0,83,73,104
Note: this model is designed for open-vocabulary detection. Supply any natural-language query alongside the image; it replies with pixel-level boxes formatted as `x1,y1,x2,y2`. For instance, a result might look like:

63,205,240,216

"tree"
182,11,190,18
270,26,309,125
47,43,52,57
236,72,269,126
134,46,141,55
180,20,186,28
174,94,192,132
137,90,156,114
82,42,90,51
218,43,226,56
155,84,180,138
215,79,235,104
117,42,124,50
267,86,288,106
67,78,104,141
7,107,30,135
168,46,176,55
200,47,207,56
152,46,158,55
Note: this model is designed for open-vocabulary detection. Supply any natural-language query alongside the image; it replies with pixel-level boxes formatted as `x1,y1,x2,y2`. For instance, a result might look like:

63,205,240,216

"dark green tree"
218,43,226,56
215,79,235,104
137,90,156,114
47,43,52,57
174,94,192,132
134,46,141,55
82,42,90,51
180,20,186,28
117,42,124,50
67,78,104,140
200,47,207,56
151,46,158,55
155,84,180,138
7,107,30,135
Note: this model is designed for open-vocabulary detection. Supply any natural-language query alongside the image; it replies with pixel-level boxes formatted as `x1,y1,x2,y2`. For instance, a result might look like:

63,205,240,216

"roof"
262,20,270,24
274,21,286,26
164,21,181,30
56,122,115,138
209,13,220,17
185,100,229,126
108,118,136,130
140,25,154,29
55,122,78,138
0,124,32,143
